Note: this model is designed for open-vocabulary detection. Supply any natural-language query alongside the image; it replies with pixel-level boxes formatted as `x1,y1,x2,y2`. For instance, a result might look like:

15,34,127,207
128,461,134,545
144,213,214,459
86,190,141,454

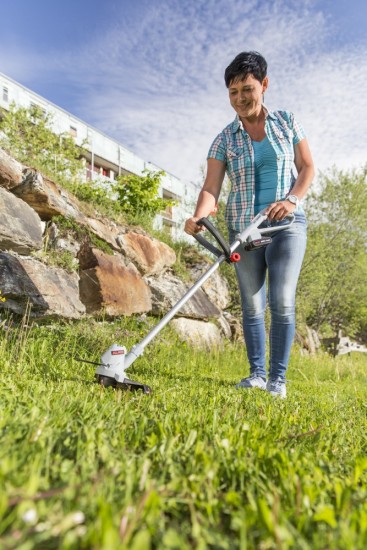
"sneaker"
236,374,266,390
266,378,286,398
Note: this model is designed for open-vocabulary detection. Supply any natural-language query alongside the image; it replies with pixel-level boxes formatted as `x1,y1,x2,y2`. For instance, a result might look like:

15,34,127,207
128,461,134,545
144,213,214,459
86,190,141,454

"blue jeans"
229,212,307,381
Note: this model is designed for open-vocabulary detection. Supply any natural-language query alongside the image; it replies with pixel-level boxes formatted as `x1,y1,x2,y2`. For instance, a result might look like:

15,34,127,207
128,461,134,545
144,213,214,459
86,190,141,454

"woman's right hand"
184,217,205,236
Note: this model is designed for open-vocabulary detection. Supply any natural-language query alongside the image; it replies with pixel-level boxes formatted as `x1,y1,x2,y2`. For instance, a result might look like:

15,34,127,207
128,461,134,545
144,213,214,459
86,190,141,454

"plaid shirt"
207,108,306,231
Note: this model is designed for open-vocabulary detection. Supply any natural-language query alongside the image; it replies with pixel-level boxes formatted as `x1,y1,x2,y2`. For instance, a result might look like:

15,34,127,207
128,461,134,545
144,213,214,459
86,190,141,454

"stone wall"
0,147,234,349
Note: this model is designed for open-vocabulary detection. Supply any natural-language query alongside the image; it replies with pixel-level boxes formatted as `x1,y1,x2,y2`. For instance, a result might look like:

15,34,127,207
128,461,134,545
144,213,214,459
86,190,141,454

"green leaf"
313,505,337,528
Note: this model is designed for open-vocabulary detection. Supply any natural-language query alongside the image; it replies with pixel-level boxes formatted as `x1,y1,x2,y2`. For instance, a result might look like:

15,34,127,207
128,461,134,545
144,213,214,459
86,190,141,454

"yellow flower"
0,290,6,303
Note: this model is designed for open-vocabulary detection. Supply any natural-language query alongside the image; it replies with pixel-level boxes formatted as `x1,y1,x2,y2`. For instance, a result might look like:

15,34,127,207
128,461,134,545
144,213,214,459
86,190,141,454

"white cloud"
267,46,367,176
77,0,366,184
1,0,366,185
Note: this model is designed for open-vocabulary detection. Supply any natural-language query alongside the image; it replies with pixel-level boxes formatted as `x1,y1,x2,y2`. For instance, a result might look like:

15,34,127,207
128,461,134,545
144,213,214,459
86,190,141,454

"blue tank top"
252,136,278,214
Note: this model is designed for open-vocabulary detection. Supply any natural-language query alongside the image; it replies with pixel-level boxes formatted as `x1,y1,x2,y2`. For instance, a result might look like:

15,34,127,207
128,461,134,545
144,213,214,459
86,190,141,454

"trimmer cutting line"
76,209,294,394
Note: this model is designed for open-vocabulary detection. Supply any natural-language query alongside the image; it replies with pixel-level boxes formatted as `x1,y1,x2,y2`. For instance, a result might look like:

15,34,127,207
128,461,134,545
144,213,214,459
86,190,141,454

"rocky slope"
0,147,235,349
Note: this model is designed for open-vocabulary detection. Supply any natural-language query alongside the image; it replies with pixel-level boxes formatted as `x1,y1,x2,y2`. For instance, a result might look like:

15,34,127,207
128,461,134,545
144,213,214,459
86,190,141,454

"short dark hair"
224,51,267,87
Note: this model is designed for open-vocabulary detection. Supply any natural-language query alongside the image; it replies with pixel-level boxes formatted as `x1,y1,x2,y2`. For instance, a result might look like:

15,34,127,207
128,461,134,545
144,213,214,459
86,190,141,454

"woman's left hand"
265,200,296,221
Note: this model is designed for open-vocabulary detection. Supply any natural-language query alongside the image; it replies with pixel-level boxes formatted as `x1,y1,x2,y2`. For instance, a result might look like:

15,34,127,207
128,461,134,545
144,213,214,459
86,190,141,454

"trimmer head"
76,343,152,394
95,374,152,395
94,344,152,394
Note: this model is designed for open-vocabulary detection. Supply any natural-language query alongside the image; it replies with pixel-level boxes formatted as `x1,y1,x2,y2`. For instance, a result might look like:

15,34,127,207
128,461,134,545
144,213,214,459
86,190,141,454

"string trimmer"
76,209,294,394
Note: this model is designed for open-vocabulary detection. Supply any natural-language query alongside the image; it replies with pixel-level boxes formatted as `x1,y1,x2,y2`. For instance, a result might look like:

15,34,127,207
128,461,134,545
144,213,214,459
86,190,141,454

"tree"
298,165,367,337
0,103,86,183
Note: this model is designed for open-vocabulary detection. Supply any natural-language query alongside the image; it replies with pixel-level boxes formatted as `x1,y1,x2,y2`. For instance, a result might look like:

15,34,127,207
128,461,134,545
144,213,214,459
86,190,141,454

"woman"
185,51,314,398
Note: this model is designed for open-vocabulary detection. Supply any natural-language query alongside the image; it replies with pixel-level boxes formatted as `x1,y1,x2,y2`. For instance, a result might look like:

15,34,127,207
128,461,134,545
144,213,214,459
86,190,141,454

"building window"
86,162,101,180
3,87,9,102
69,126,77,138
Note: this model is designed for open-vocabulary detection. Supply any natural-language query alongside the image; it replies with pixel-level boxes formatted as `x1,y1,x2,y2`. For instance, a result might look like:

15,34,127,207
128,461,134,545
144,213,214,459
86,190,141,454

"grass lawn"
1,317,367,549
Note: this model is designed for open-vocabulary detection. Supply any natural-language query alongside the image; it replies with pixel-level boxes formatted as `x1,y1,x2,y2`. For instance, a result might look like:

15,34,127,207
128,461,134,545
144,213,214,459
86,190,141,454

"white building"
0,72,201,239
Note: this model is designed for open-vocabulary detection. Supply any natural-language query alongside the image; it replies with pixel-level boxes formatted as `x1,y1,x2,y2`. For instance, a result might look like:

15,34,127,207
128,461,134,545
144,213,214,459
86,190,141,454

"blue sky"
0,0,366,184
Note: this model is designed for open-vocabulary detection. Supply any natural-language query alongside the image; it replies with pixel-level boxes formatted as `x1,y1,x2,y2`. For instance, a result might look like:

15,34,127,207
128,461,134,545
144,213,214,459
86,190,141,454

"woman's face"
228,74,268,121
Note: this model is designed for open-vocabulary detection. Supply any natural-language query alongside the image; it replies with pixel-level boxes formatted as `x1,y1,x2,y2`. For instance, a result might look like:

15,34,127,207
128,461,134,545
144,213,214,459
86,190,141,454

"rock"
55,237,80,256
217,314,232,339
85,217,123,251
223,311,243,342
11,170,85,222
189,264,230,309
0,148,23,189
0,149,236,348
171,318,223,350
145,272,221,319
117,232,176,275
45,222,80,257
11,170,127,252
78,246,151,316
0,187,43,254
0,252,85,319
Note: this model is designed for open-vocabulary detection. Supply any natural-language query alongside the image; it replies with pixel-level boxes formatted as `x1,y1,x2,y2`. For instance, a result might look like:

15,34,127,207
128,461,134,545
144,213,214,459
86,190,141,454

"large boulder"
171,318,223,350
11,169,131,253
189,264,231,310
117,232,176,275
11,170,85,222
0,148,23,189
85,217,124,251
0,187,43,254
78,245,152,316
0,252,85,319
145,272,221,319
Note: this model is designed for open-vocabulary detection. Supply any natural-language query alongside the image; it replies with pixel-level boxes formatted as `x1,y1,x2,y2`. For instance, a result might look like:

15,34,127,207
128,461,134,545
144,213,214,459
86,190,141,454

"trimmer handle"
257,213,295,236
193,217,231,260
193,212,295,259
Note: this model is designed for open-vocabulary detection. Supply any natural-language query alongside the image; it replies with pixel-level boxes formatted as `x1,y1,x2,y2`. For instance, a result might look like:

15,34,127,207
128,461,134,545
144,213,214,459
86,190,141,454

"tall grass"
1,316,367,549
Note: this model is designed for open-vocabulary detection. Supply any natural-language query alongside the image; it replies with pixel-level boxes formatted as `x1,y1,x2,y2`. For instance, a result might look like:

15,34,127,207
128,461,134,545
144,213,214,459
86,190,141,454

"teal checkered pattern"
207,108,306,231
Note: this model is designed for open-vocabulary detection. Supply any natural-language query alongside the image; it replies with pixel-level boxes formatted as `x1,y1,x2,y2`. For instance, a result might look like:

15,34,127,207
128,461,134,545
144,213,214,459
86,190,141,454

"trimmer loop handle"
193,212,295,260
193,217,233,261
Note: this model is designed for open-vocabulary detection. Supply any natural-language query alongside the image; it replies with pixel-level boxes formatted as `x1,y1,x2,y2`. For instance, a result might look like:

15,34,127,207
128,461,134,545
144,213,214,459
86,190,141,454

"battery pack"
244,236,272,251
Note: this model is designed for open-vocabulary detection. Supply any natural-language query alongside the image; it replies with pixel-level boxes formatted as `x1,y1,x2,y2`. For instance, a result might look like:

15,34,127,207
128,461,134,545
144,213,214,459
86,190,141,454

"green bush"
113,169,176,218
